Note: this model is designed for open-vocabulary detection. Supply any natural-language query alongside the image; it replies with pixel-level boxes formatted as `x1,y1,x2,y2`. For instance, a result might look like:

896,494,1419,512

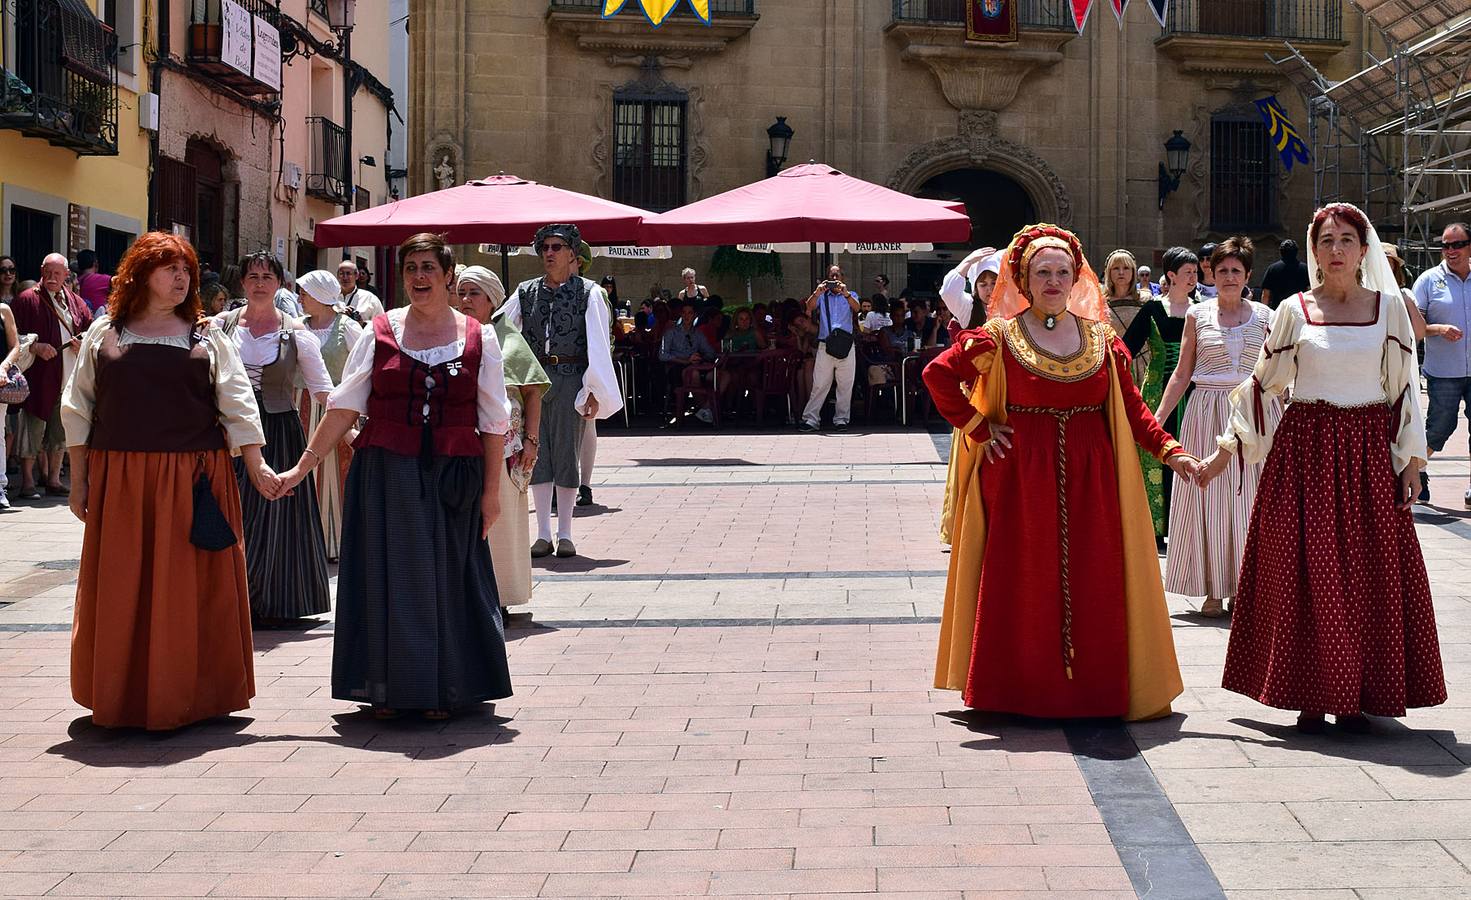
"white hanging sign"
220,0,253,78
253,15,281,91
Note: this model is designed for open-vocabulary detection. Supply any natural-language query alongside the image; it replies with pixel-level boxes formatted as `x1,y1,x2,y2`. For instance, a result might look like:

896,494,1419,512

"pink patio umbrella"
313,173,653,285
637,163,971,247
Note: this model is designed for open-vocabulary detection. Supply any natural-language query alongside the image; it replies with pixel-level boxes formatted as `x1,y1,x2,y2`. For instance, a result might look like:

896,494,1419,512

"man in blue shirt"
800,264,861,432
1413,222,1471,506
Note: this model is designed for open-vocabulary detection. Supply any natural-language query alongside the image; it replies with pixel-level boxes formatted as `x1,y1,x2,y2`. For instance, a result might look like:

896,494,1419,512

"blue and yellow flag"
602,0,711,26
1254,95,1310,172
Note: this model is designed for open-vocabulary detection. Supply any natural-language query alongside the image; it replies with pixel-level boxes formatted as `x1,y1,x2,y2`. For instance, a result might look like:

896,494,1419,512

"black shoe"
1417,471,1430,503
577,485,593,506
798,421,819,433
834,423,849,433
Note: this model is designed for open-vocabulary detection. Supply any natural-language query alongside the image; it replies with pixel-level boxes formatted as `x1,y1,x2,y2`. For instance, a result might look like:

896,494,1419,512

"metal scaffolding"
1270,0,1471,269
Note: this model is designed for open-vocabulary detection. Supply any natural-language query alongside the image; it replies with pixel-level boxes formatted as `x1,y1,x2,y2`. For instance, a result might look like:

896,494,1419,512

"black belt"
536,354,588,366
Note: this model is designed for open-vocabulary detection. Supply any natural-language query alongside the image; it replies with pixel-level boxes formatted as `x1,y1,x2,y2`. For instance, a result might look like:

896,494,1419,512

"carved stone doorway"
904,167,1036,296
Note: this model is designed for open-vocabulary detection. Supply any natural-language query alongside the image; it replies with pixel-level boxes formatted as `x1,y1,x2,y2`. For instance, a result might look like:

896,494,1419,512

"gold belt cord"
1007,403,1104,680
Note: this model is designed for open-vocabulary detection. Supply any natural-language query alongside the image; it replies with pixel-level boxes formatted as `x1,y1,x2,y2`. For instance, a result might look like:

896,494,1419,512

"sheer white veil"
1304,202,1403,301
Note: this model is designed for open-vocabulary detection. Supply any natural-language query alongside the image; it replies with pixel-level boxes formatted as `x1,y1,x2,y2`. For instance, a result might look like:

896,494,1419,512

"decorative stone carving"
1155,33,1345,80
607,53,694,70
590,63,706,202
888,112,1073,227
686,84,708,200
883,21,1075,111
427,136,462,193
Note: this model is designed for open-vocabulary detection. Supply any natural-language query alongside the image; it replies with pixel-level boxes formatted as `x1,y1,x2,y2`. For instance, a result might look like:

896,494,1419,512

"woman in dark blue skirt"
276,233,513,719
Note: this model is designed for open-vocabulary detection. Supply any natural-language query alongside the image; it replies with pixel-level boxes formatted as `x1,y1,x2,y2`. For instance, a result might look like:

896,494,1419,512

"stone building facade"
411,0,1371,297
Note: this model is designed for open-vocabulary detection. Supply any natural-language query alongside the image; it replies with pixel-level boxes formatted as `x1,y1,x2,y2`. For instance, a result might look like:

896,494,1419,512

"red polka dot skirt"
1222,401,1447,717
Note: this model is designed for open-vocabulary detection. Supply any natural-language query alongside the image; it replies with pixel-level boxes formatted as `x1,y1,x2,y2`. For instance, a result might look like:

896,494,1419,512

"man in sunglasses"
1413,222,1471,507
499,223,623,558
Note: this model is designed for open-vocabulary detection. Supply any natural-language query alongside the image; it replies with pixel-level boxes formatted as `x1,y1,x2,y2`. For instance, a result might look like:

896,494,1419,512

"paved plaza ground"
0,420,1469,898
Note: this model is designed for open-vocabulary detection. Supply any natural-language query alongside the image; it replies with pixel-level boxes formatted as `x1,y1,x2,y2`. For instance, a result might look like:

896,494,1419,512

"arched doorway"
906,168,1036,296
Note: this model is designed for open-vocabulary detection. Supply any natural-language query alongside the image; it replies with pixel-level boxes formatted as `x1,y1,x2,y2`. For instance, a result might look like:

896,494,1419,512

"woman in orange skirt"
61,232,276,730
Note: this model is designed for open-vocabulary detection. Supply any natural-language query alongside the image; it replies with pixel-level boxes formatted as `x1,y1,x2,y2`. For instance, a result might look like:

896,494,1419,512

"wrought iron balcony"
0,0,119,155
187,0,282,96
891,0,1074,31
1163,0,1342,42
306,115,349,204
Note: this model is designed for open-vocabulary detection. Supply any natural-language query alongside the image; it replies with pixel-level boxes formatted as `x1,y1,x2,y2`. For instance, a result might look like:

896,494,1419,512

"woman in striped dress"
1156,238,1277,617
217,251,334,625
294,270,366,561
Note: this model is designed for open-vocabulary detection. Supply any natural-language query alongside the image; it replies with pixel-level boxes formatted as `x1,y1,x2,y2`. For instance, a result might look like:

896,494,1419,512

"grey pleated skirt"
331,447,512,711
234,406,331,619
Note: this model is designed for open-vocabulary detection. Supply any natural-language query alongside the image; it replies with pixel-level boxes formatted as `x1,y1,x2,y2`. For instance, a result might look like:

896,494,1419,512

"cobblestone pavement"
0,418,1468,898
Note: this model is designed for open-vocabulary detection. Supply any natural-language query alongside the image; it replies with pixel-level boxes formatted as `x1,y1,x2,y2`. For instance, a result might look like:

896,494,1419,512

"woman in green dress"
457,265,549,610
1123,247,1198,549
295,269,367,562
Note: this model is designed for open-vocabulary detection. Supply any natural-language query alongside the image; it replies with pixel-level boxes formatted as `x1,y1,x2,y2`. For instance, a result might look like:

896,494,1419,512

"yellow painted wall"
0,0,151,261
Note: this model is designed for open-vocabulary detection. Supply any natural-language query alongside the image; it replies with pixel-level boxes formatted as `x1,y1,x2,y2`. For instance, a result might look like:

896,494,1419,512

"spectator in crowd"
220,263,243,300
0,254,19,304
337,258,385,322
1259,239,1311,308
774,298,817,415
11,253,93,500
62,231,267,729
355,263,376,298
871,273,891,307
857,297,875,333
799,264,860,432
659,301,717,424
1196,242,1219,299
1413,221,1471,507
0,297,20,509
200,280,229,317
600,275,624,317
75,249,111,312
676,267,710,305
635,299,655,330
1137,264,1160,296
1382,245,1427,340
696,297,726,350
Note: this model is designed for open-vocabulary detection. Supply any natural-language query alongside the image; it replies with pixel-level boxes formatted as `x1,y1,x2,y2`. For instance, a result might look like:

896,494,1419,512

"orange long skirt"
71,448,255,730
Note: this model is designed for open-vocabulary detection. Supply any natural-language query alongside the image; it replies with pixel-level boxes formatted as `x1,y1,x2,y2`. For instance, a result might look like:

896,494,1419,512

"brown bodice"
89,325,227,452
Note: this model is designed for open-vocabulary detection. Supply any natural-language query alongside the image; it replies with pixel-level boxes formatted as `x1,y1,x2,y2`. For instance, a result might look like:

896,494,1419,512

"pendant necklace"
1043,313,1058,331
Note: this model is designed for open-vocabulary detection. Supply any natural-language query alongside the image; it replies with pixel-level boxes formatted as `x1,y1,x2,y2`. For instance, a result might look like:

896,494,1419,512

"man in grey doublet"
517,275,590,489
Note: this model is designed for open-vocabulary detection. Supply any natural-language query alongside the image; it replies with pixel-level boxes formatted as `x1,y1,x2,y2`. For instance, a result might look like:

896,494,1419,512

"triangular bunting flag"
1070,0,1093,32
1111,0,1129,26
1148,0,1168,27
601,0,710,27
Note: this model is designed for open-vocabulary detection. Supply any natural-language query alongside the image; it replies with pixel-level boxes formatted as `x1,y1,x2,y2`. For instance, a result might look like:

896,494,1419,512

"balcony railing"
548,0,756,16
306,115,348,204
892,0,1073,30
0,0,119,155
187,0,282,95
1164,0,1341,42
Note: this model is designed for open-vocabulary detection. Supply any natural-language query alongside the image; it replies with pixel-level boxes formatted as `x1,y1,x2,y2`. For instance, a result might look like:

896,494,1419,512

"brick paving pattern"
0,421,1468,896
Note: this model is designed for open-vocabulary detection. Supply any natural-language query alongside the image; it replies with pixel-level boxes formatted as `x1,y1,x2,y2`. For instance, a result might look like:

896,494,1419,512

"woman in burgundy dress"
924,224,1197,721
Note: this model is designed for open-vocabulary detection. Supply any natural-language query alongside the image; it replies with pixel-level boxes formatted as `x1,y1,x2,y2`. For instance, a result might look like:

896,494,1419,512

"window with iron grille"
612,96,687,213
1210,116,1277,232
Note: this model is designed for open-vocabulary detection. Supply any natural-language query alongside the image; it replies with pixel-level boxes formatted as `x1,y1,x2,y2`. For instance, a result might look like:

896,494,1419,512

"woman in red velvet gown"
924,224,1197,720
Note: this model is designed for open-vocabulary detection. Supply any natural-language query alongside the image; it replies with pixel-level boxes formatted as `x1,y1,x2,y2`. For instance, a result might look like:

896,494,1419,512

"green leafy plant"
708,244,783,285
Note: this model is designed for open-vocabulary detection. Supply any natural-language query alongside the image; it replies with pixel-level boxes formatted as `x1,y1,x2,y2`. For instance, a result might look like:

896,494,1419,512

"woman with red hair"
60,231,275,729
1200,203,1445,733
923,224,1198,721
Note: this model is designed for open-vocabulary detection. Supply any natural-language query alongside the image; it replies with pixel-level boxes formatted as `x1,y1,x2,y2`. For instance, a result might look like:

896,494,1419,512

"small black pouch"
190,466,237,551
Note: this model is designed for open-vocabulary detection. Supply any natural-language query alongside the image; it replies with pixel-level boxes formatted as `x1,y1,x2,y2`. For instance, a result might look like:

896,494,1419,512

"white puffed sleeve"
576,283,624,420
476,323,511,436
60,316,110,446
327,323,378,415
205,324,267,451
939,262,975,324
1217,299,1303,464
1383,291,1429,472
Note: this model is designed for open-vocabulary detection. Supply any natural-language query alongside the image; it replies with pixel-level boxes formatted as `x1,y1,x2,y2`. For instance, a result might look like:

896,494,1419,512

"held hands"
1165,452,1205,486
247,460,284,499
1194,449,1231,488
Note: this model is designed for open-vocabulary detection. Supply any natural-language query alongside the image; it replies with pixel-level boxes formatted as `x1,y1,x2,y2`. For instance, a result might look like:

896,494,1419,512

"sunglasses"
1443,239,1471,251
539,242,569,254
0,267,14,274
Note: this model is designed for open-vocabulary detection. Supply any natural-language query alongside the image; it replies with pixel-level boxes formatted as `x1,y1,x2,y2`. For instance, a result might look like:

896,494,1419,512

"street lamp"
324,0,356,32
766,116,793,177
1157,129,1191,209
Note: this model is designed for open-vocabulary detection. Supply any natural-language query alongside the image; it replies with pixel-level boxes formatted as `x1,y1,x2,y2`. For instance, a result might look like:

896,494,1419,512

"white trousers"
802,343,856,426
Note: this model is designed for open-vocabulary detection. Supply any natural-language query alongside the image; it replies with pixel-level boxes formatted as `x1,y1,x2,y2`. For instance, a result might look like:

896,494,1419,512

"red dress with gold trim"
926,316,1182,717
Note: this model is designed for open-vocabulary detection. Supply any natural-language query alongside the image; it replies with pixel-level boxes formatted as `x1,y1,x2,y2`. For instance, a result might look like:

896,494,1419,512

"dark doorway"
185,139,226,273
10,205,59,282
94,226,133,274
908,168,1036,296
296,239,318,276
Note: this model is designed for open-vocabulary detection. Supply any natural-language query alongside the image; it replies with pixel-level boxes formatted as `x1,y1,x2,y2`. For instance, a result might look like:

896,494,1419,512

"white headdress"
1305,202,1402,300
